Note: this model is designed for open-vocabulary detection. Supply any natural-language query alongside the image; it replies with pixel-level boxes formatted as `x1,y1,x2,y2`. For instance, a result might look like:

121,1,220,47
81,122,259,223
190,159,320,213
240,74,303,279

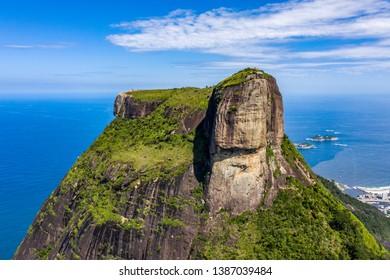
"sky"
1,0,390,97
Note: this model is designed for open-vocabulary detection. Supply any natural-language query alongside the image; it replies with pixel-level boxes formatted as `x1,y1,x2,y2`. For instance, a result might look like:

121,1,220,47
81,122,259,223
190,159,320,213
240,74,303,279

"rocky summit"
14,68,390,260
204,70,312,215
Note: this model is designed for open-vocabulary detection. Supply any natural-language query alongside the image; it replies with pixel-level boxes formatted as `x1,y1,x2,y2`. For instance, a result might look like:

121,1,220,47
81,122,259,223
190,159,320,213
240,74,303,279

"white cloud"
107,0,390,72
296,43,390,59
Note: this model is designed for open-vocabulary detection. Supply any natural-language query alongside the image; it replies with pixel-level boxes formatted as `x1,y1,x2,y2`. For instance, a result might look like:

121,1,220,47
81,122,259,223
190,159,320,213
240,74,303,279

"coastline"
332,181,390,217
331,180,390,195
356,186,390,194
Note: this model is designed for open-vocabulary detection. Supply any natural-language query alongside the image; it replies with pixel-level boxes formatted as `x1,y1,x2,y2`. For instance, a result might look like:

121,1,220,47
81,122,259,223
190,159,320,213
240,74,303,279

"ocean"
284,94,390,187
0,94,389,259
0,98,115,260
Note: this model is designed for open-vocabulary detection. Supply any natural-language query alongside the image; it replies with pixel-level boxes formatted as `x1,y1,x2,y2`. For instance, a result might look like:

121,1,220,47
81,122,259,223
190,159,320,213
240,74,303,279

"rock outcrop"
114,91,163,119
204,70,291,214
13,68,389,260
209,71,283,151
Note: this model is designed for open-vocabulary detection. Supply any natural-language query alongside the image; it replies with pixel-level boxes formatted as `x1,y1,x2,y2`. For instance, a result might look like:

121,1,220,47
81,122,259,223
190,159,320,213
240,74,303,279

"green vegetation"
319,176,390,250
217,68,258,89
122,218,144,232
47,86,212,250
266,146,274,164
216,68,272,90
92,88,213,177
21,71,389,260
128,87,212,110
195,177,388,260
227,105,238,113
273,166,282,179
159,217,186,228
126,89,173,102
35,244,54,260
281,135,314,177
265,146,281,178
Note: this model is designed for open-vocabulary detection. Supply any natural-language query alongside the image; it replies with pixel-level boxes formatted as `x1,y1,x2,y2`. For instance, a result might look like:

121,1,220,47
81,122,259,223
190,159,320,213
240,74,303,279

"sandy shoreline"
356,186,390,194
331,180,390,194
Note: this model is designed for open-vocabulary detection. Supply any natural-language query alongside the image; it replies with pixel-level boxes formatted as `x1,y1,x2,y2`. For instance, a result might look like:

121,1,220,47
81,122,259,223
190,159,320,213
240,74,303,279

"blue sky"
1,0,390,97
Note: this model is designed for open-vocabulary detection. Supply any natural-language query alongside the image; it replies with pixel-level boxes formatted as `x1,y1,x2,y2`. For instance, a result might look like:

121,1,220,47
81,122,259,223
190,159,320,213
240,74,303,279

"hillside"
14,68,389,260
319,177,390,251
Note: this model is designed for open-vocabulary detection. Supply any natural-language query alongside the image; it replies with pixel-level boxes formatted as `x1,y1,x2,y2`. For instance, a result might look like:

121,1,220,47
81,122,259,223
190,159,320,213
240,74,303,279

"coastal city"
356,187,390,217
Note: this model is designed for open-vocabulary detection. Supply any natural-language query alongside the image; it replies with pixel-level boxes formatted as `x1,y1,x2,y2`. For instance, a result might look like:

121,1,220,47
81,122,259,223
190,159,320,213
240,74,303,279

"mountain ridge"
14,68,389,260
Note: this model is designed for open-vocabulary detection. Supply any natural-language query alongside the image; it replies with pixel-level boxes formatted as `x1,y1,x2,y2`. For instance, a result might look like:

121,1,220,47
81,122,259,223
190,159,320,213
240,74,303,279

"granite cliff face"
14,69,389,260
204,70,308,215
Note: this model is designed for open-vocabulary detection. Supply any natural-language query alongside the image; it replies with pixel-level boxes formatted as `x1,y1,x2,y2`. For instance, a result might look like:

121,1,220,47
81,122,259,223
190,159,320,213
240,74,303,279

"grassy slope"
126,87,212,110
93,87,211,175
47,87,212,228
216,68,272,90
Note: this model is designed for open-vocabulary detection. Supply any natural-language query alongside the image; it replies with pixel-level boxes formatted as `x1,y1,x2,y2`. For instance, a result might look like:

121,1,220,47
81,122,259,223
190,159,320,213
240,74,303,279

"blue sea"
0,98,115,259
0,94,389,259
284,94,390,188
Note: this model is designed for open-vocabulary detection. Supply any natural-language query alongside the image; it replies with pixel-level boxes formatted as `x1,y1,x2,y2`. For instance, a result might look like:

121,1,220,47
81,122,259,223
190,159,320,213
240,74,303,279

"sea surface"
0,98,115,259
284,94,390,187
0,94,389,259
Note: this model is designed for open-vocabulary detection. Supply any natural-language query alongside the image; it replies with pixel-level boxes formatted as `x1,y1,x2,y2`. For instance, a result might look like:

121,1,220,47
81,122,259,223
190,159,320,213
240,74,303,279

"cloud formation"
107,0,390,72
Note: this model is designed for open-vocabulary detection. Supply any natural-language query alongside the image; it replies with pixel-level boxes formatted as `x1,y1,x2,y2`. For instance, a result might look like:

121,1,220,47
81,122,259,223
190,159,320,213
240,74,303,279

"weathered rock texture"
204,71,305,214
14,166,201,260
164,106,206,133
210,73,283,151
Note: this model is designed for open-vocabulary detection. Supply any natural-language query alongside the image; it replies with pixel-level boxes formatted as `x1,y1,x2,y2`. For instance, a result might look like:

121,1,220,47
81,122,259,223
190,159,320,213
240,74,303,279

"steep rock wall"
14,164,204,260
204,70,307,214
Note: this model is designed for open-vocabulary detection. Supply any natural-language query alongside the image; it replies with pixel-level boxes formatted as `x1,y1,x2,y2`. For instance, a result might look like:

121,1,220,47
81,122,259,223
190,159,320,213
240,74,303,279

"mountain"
14,68,389,260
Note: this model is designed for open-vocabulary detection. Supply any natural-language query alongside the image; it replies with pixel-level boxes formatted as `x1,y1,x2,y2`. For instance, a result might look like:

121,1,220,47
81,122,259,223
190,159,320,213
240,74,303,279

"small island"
306,134,339,142
294,142,317,150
